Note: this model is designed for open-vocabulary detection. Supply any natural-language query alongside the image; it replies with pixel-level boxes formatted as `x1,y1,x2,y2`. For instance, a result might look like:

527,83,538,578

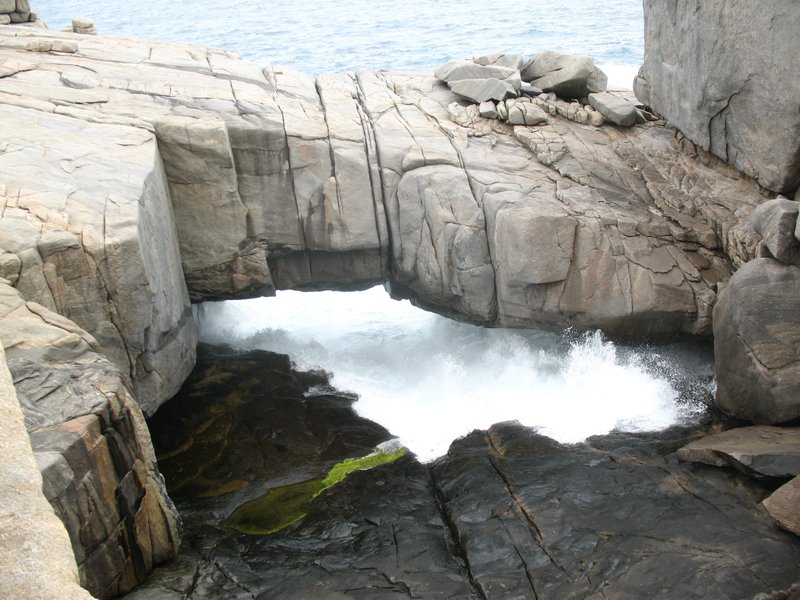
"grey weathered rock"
636,0,800,194
0,27,765,340
520,81,542,96
0,102,196,416
447,77,517,103
0,0,16,13
505,98,548,126
0,342,94,600
677,426,800,478
713,259,800,423
478,100,497,119
588,91,639,127
751,197,800,266
435,59,521,90
763,477,800,536
474,52,524,70
71,17,96,35
521,51,607,98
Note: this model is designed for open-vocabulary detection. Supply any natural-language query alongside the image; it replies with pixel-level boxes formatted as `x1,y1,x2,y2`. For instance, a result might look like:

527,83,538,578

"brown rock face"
0,282,181,598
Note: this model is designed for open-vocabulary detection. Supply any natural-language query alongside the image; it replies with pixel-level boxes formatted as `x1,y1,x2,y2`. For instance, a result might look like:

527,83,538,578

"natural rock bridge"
1,17,798,600
0,27,764,416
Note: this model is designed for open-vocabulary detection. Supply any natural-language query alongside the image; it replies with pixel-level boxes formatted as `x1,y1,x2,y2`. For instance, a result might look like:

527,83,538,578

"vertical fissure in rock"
427,466,488,600
353,73,392,272
313,78,345,220
484,434,570,578
274,101,314,281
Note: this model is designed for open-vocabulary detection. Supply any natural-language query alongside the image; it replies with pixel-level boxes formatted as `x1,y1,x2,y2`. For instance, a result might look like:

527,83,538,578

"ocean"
28,0,714,461
32,0,643,86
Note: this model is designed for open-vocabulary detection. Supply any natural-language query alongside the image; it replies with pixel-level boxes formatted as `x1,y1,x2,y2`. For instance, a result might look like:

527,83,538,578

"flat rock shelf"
128,345,800,600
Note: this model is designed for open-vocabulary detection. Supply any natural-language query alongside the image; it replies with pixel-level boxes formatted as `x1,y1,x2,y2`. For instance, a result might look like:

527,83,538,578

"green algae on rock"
225,445,407,535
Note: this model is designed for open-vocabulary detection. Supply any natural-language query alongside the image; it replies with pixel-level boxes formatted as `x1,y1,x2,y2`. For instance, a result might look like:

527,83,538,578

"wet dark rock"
431,422,800,599
128,347,800,599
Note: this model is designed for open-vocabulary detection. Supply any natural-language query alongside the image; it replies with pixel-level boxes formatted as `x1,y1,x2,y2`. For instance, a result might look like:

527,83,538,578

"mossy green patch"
225,446,406,535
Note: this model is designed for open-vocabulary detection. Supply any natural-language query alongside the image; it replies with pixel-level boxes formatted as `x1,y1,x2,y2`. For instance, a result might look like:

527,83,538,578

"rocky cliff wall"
0,281,182,598
0,340,93,600
635,0,800,195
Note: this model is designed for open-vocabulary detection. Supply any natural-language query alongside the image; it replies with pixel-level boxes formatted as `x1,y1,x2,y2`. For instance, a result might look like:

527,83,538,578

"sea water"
197,288,713,462
33,0,643,87
28,1,710,461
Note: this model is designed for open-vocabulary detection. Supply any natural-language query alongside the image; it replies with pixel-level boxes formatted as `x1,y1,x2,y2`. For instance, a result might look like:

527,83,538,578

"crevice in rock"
427,466,487,600
274,102,314,282
352,74,391,268
485,433,570,578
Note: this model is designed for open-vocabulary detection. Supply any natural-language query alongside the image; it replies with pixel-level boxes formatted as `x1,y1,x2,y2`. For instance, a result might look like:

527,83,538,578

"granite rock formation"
0,281,182,597
0,16,793,600
636,0,800,195
713,197,800,424
0,341,93,600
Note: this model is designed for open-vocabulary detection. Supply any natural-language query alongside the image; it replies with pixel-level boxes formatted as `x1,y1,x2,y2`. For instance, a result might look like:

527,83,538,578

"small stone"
0,14,10,24
588,92,639,127
496,100,508,120
474,53,524,70
588,110,605,126
71,17,96,35
750,197,800,266
51,40,78,54
447,78,517,104
435,60,521,90
478,101,497,119
506,100,548,126
521,51,608,98
520,82,542,96
8,10,29,22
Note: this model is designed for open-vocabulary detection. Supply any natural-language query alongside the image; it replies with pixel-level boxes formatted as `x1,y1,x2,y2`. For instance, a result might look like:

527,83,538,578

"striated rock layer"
0,281,181,598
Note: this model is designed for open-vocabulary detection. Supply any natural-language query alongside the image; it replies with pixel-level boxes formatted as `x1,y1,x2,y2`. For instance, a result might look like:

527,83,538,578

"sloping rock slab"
763,476,800,536
677,426,800,477
431,422,800,599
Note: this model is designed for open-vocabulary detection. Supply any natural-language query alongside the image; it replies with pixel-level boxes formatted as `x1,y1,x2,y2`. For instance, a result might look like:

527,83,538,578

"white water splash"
196,286,711,462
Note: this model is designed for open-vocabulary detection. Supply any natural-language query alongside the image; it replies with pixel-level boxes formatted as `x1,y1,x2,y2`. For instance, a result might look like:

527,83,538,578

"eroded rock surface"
677,426,800,478
0,282,181,598
0,340,93,600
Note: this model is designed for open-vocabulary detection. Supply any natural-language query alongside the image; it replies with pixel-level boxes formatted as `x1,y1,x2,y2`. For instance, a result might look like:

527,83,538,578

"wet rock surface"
129,345,800,599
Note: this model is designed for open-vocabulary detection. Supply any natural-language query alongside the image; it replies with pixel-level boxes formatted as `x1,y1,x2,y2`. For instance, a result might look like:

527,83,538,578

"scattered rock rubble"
436,51,650,128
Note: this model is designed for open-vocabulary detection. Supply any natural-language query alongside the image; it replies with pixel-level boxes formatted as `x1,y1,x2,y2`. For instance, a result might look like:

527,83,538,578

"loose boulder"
751,196,800,266
521,51,607,98
713,258,800,423
447,77,517,103
763,477,800,536
588,91,639,127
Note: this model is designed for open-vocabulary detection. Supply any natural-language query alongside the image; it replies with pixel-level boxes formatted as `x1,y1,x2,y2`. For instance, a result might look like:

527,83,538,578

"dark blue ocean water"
33,0,643,85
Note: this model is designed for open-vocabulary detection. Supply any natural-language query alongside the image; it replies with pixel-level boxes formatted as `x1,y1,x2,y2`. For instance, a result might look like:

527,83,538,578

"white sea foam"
196,287,712,462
